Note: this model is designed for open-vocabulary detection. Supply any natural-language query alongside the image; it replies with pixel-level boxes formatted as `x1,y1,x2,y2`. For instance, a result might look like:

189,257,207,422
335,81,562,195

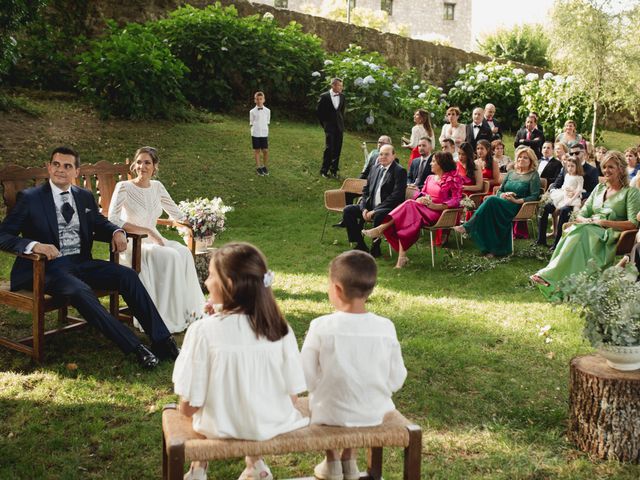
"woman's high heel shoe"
362,225,385,239
394,256,409,269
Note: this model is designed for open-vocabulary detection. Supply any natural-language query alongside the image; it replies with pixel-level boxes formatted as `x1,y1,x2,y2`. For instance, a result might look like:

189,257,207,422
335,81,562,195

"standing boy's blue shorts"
252,137,269,149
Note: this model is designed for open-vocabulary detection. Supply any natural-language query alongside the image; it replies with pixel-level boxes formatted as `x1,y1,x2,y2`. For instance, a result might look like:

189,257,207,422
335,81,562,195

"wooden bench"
162,398,422,480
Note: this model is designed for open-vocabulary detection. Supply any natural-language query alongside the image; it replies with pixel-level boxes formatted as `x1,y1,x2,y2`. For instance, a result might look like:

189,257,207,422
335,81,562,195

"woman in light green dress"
454,146,541,256
532,151,640,299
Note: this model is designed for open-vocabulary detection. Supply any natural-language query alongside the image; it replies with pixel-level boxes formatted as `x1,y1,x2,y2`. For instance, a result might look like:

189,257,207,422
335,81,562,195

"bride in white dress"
108,147,205,333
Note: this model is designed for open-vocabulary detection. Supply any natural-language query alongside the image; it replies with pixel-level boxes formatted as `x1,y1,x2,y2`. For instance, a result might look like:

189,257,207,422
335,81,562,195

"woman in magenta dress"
362,152,463,268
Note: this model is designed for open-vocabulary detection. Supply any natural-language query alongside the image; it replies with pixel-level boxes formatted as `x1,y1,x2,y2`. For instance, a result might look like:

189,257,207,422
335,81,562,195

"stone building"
253,0,473,51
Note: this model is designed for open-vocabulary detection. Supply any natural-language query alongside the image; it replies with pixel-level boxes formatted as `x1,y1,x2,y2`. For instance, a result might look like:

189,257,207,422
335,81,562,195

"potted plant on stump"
559,261,640,462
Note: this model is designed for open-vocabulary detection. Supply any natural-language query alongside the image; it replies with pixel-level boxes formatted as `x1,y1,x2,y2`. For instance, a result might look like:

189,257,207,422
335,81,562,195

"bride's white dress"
108,180,205,333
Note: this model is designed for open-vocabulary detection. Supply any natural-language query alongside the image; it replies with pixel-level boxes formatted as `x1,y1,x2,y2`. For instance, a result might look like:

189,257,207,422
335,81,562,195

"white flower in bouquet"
460,196,475,212
178,197,233,240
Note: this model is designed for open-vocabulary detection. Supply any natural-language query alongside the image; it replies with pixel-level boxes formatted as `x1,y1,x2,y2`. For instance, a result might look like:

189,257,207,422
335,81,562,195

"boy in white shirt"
249,91,271,176
302,250,407,480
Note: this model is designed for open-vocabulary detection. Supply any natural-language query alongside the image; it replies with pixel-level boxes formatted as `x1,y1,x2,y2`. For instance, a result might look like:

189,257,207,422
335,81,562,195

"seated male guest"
515,115,545,158
536,143,599,249
342,144,407,257
360,135,392,180
0,146,179,369
407,137,433,189
538,141,563,184
465,107,493,150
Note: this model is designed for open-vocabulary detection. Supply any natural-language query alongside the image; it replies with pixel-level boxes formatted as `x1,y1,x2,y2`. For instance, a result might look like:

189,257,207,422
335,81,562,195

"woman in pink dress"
362,152,463,268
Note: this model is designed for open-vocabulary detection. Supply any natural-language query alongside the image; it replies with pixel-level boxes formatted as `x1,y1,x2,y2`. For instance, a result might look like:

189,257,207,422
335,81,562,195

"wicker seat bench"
162,398,422,480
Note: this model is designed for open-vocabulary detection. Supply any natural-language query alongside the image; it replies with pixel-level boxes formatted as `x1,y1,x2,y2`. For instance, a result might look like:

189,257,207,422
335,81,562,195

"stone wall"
85,0,545,88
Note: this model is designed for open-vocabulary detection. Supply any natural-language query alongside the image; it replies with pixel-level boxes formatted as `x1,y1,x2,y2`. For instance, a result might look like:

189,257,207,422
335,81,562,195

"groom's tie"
60,192,75,224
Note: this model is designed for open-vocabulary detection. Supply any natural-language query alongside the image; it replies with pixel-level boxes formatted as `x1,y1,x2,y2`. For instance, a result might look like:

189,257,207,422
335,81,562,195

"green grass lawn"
1,93,639,479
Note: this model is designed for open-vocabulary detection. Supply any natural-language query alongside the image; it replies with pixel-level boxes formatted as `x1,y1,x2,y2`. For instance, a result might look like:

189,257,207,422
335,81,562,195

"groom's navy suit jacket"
0,182,118,290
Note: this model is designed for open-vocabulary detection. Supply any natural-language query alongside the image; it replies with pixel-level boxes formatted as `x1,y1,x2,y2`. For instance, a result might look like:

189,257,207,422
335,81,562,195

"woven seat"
162,398,421,480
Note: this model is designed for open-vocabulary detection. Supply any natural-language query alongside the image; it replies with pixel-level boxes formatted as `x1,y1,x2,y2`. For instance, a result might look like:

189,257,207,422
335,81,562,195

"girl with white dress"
549,156,584,210
108,147,204,333
173,242,309,480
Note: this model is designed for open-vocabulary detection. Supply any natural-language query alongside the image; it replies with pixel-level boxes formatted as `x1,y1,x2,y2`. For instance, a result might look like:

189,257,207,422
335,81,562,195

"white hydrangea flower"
474,64,484,72
512,68,525,76
566,75,576,83
354,77,364,87
437,87,443,91
525,73,539,82
487,67,494,73
221,47,229,52
413,84,420,90
477,73,489,82
495,65,505,71
262,12,274,20
418,92,426,99
467,85,475,92
393,83,401,90
365,114,375,125
461,85,467,91
505,77,512,83
311,71,321,77
498,76,507,82
369,63,380,71
543,72,554,80
455,80,463,87
458,68,467,74
382,90,390,97
363,75,375,84
554,75,565,85
469,75,475,81
324,59,334,66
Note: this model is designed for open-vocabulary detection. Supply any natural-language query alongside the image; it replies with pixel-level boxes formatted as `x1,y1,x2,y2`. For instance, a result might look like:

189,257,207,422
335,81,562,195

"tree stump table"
569,354,640,462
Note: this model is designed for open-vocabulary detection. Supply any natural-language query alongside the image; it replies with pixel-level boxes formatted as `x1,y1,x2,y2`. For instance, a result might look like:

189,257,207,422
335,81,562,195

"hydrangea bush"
446,61,527,128
519,72,594,141
310,45,447,131
178,197,233,239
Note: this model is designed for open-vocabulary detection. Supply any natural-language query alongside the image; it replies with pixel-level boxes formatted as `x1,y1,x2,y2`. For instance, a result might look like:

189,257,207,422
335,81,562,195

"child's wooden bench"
162,398,422,480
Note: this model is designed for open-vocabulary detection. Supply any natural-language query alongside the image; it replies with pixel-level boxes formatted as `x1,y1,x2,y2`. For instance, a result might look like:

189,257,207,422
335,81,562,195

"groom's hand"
111,231,127,253
32,243,60,260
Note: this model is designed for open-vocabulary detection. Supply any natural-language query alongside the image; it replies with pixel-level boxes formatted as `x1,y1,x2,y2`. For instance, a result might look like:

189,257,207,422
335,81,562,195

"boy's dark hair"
212,242,288,342
50,146,80,168
330,250,377,300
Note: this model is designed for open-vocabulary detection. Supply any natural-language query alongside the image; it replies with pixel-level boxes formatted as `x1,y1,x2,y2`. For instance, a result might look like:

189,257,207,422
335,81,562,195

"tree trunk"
569,354,640,462
591,100,598,145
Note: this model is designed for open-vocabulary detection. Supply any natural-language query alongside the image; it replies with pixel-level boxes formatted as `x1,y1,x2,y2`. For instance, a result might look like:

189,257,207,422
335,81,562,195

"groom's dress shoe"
135,344,159,369
152,336,180,361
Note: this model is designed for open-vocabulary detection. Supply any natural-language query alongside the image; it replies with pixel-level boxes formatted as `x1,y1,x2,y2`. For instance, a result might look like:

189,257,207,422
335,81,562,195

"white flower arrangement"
525,73,539,82
178,197,233,240
323,59,333,66
460,196,476,212
543,72,554,80
311,71,321,77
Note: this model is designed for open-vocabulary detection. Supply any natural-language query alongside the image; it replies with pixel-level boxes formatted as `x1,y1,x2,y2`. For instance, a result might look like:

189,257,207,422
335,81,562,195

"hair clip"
263,270,275,288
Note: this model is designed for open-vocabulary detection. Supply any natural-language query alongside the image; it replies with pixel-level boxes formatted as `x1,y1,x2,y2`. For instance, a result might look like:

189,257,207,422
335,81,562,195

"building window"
444,2,455,21
381,0,393,15
274,0,288,8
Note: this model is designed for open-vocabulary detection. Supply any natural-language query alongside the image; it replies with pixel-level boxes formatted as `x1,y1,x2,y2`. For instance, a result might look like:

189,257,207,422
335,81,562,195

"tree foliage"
0,0,47,77
549,0,640,141
478,24,550,68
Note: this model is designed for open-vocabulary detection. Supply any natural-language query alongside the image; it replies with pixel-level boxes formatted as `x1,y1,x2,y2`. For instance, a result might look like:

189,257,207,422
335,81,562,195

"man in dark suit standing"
484,103,502,140
536,143,599,249
537,141,563,185
342,144,407,257
0,146,178,368
465,107,493,150
406,137,433,189
317,77,346,178
514,114,545,158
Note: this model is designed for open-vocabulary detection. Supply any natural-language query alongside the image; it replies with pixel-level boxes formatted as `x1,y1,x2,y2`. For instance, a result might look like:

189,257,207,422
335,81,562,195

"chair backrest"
0,165,50,212
78,161,131,213
432,208,463,229
481,180,490,194
340,178,367,195
405,186,416,200
514,201,539,221
540,178,548,192
324,189,346,212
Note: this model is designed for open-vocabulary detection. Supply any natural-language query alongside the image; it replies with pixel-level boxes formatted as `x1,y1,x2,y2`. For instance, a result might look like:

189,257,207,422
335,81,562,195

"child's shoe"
341,459,360,480
262,167,269,176
184,462,207,480
256,168,264,176
239,459,273,480
313,458,343,480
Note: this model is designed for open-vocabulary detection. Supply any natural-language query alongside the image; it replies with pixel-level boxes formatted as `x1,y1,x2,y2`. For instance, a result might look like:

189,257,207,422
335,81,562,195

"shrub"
446,61,526,129
478,24,550,68
519,73,595,141
150,4,324,110
310,45,447,132
0,0,46,77
76,23,188,119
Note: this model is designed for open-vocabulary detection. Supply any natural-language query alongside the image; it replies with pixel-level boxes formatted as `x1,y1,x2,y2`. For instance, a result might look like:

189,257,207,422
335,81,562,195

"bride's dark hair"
211,242,288,341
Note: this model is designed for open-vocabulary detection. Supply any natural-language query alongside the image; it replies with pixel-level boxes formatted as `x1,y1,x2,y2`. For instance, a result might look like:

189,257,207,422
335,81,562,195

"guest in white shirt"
439,106,466,152
249,91,271,176
302,250,407,480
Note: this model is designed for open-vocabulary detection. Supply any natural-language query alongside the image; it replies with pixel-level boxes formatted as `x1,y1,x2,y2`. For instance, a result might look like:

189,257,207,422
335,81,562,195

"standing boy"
249,91,270,176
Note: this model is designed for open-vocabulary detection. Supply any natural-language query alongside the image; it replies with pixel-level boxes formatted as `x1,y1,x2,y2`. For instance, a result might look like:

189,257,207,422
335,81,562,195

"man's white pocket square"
85,208,92,213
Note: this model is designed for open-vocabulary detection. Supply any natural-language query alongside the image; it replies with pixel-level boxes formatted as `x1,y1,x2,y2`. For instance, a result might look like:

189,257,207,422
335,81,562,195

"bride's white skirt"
121,239,205,333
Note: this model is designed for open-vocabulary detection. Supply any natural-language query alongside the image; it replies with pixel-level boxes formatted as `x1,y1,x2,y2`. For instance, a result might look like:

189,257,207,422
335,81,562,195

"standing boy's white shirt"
249,106,271,137
301,311,407,427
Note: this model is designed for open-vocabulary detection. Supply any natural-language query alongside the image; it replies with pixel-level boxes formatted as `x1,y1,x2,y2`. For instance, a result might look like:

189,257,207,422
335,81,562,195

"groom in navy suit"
0,146,178,368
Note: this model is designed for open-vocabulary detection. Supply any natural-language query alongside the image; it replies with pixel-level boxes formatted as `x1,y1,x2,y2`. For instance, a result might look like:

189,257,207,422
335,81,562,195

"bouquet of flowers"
460,196,476,213
177,197,233,240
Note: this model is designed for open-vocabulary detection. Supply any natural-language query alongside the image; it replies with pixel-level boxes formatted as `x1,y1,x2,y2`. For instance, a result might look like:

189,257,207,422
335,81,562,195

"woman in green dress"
454,146,541,256
531,151,640,299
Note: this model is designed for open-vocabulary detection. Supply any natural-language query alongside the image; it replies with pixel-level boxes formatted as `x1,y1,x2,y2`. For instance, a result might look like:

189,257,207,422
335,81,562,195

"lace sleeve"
107,181,127,227
157,181,185,222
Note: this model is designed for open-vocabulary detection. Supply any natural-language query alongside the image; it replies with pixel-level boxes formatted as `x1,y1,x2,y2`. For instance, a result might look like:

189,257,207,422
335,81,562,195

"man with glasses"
535,143,599,250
